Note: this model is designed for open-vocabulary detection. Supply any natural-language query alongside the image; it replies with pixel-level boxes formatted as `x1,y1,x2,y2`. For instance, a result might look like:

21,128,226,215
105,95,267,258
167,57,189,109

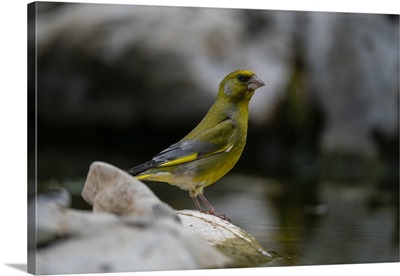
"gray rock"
29,187,71,247
81,161,177,220
30,160,283,273
34,207,231,274
80,161,279,267
30,162,232,274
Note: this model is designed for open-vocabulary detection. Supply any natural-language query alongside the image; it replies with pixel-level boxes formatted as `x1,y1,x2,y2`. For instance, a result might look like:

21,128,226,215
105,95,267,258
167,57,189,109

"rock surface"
30,161,279,274
82,161,177,219
177,210,278,267
34,208,231,274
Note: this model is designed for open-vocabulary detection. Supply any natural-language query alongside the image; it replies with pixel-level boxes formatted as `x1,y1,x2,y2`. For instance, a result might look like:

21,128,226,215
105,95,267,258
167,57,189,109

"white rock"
35,208,231,274
82,161,177,219
29,162,234,274
177,210,277,267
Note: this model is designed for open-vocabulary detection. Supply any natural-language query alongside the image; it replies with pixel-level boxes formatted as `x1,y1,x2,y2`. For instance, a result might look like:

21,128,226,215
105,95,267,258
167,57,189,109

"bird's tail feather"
126,160,154,175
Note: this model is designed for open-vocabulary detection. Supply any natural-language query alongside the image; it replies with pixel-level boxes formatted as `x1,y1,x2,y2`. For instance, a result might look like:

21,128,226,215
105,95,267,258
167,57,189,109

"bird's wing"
127,118,235,175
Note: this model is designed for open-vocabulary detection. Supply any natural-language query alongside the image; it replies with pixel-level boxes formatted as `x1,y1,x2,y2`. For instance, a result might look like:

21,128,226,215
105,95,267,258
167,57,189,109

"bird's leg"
189,192,204,212
198,193,231,223
197,193,216,213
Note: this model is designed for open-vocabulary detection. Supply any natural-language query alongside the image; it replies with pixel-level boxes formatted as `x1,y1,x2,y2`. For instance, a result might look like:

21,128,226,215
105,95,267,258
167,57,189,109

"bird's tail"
126,160,154,176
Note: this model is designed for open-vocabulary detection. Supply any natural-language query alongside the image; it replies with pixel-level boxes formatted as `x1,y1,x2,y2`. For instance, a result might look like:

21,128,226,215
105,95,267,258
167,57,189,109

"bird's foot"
200,210,232,223
190,193,232,222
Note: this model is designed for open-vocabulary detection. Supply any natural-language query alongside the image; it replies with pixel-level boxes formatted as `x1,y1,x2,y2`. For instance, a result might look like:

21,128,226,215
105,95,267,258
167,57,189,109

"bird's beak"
248,75,265,90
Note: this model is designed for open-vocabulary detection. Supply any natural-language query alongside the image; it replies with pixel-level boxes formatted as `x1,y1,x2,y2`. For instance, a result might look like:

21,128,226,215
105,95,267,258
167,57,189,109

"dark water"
209,175,399,265
41,173,399,266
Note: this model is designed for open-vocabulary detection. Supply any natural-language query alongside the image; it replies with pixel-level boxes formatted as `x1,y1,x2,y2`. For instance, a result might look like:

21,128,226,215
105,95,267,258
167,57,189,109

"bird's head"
218,70,265,102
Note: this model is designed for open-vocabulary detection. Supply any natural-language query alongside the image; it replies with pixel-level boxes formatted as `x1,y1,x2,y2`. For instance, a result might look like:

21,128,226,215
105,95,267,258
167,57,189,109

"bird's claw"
200,210,232,223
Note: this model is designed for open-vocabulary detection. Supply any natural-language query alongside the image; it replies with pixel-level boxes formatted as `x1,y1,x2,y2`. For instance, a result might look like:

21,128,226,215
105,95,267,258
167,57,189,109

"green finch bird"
127,70,265,221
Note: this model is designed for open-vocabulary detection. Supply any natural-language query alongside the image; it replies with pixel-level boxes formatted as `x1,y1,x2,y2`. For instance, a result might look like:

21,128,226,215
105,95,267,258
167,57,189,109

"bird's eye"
237,74,246,81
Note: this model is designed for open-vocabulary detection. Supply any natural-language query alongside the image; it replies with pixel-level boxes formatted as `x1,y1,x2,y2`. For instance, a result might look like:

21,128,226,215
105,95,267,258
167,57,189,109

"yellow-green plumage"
127,70,265,219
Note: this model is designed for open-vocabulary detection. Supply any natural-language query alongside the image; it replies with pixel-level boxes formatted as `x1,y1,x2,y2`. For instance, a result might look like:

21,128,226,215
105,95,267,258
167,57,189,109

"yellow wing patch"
159,153,199,167
135,174,152,180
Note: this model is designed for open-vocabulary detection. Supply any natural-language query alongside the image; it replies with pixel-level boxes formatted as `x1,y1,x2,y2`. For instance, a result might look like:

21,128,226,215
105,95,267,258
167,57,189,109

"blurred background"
29,2,399,266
